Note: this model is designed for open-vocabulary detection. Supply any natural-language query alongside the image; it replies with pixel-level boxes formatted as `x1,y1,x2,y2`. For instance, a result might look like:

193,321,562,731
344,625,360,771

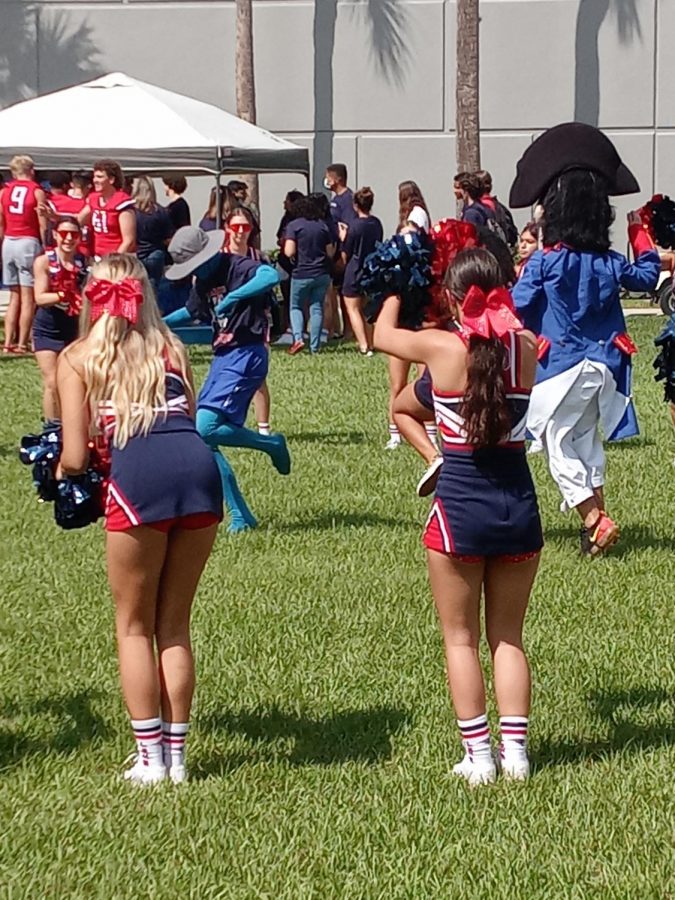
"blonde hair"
80,254,193,449
132,175,157,214
10,155,35,178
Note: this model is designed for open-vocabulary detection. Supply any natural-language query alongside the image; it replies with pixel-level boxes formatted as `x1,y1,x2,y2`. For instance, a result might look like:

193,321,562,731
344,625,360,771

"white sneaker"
168,763,188,784
123,754,167,786
452,753,497,786
498,748,530,781
416,455,443,497
385,436,402,450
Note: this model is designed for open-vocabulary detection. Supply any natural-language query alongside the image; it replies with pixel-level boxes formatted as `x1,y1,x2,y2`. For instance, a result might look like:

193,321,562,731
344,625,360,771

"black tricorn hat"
509,122,640,208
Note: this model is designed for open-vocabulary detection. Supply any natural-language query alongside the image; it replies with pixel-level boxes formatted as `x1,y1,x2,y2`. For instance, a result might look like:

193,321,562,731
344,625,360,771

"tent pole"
215,172,223,228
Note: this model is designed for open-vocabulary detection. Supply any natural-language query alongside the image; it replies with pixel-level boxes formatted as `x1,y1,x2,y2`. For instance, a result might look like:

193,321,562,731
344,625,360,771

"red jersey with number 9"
1,179,42,238
88,190,135,256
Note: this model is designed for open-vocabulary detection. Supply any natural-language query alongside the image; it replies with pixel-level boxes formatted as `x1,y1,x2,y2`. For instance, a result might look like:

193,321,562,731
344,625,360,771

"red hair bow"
461,285,522,342
86,277,144,325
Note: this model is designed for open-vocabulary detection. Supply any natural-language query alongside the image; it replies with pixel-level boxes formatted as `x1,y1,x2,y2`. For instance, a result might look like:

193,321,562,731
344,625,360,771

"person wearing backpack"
456,173,497,230
477,170,519,249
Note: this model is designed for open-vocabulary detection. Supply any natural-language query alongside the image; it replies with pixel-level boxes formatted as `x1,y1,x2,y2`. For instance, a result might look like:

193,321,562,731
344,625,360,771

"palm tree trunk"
235,0,259,209
456,0,481,174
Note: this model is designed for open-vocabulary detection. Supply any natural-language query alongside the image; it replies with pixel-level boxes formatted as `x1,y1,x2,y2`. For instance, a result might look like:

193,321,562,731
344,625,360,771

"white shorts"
542,366,606,511
2,237,42,287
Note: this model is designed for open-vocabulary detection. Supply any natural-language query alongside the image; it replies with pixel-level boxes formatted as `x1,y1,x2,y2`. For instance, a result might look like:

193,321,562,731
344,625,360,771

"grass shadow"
535,687,674,771
286,430,367,446
606,437,656,451
193,704,411,779
0,689,109,773
609,524,673,556
280,511,413,532
542,522,673,556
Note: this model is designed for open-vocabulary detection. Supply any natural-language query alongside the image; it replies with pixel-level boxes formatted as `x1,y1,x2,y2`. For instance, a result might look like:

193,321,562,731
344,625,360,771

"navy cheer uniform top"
424,329,543,561
98,365,223,532
186,254,271,352
33,250,86,353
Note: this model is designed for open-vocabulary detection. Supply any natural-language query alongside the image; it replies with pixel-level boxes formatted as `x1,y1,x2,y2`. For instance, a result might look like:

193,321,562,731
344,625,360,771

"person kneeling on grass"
164,226,290,533
57,254,223,785
374,248,542,785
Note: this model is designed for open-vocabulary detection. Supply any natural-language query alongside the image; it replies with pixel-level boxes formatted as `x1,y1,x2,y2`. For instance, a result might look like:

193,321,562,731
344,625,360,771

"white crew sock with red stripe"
499,716,528,754
457,713,493,763
499,716,530,780
131,717,164,769
257,422,270,436
162,722,189,769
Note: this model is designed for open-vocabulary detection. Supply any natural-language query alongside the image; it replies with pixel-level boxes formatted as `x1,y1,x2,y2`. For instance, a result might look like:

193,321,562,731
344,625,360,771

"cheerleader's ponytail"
445,248,513,448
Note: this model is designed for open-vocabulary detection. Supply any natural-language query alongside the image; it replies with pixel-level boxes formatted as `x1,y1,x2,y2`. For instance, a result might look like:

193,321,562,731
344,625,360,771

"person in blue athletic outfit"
164,226,290,533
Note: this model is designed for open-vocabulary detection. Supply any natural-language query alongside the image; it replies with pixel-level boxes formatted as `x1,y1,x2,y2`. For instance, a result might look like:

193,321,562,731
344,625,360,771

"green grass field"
1,316,673,899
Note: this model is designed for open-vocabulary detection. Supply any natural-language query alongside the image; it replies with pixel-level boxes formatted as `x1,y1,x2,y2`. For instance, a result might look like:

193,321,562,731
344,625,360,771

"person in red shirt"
46,171,92,257
79,159,136,257
0,155,47,354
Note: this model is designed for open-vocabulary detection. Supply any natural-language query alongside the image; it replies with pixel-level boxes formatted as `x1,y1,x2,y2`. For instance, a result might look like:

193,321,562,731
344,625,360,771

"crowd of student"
3,123,674,788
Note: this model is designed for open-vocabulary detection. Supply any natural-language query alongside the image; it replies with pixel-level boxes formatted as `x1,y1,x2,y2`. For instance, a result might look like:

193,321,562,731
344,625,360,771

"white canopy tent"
0,72,309,178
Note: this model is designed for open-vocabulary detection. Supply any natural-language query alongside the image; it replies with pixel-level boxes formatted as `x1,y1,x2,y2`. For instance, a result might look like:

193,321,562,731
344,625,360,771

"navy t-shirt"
186,254,270,352
330,189,358,226
285,217,333,279
135,206,173,258
342,215,384,295
462,201,495,229
168,197,191,230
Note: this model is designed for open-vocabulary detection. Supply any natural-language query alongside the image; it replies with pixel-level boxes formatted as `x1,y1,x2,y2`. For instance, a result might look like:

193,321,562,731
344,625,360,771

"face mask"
323,177,332,190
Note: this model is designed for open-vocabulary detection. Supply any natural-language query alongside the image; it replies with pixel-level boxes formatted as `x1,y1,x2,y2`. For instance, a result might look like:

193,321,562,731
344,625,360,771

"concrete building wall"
0,0,669,246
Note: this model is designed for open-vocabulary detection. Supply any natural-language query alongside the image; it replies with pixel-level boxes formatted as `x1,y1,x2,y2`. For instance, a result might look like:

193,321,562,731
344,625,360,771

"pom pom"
427,219,479,320
639,195,675,249
52,267,83,317
358,231,433,328
654,313,675,403
19,424,108,529
428,219,478,283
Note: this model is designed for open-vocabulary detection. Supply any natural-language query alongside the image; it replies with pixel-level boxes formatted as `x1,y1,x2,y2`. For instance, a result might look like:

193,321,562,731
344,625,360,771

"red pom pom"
426,219,478,322
428,219,478,283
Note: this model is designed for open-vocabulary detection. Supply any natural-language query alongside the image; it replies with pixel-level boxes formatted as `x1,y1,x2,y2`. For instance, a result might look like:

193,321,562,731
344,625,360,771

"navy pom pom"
654,313,675,403
19,424,106,529
357,232,433,328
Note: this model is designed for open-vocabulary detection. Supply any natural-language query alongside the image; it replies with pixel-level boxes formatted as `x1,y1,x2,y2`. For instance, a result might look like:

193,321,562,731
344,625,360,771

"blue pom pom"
358,232,433,328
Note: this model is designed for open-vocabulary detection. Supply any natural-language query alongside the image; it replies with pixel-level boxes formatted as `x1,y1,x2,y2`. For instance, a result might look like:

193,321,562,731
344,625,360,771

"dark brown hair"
326,163,348,183
354,186,375,213
475,169,492,194
163,175,187,194
445,248,512,447
93,159,124,190
456,173,483,201
55,215,81,231
225,206,254,228
398,180,430,228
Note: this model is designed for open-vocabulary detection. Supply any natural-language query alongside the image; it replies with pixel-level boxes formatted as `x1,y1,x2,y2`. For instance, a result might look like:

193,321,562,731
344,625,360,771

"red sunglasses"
56,229,80,238
229,222,252,234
